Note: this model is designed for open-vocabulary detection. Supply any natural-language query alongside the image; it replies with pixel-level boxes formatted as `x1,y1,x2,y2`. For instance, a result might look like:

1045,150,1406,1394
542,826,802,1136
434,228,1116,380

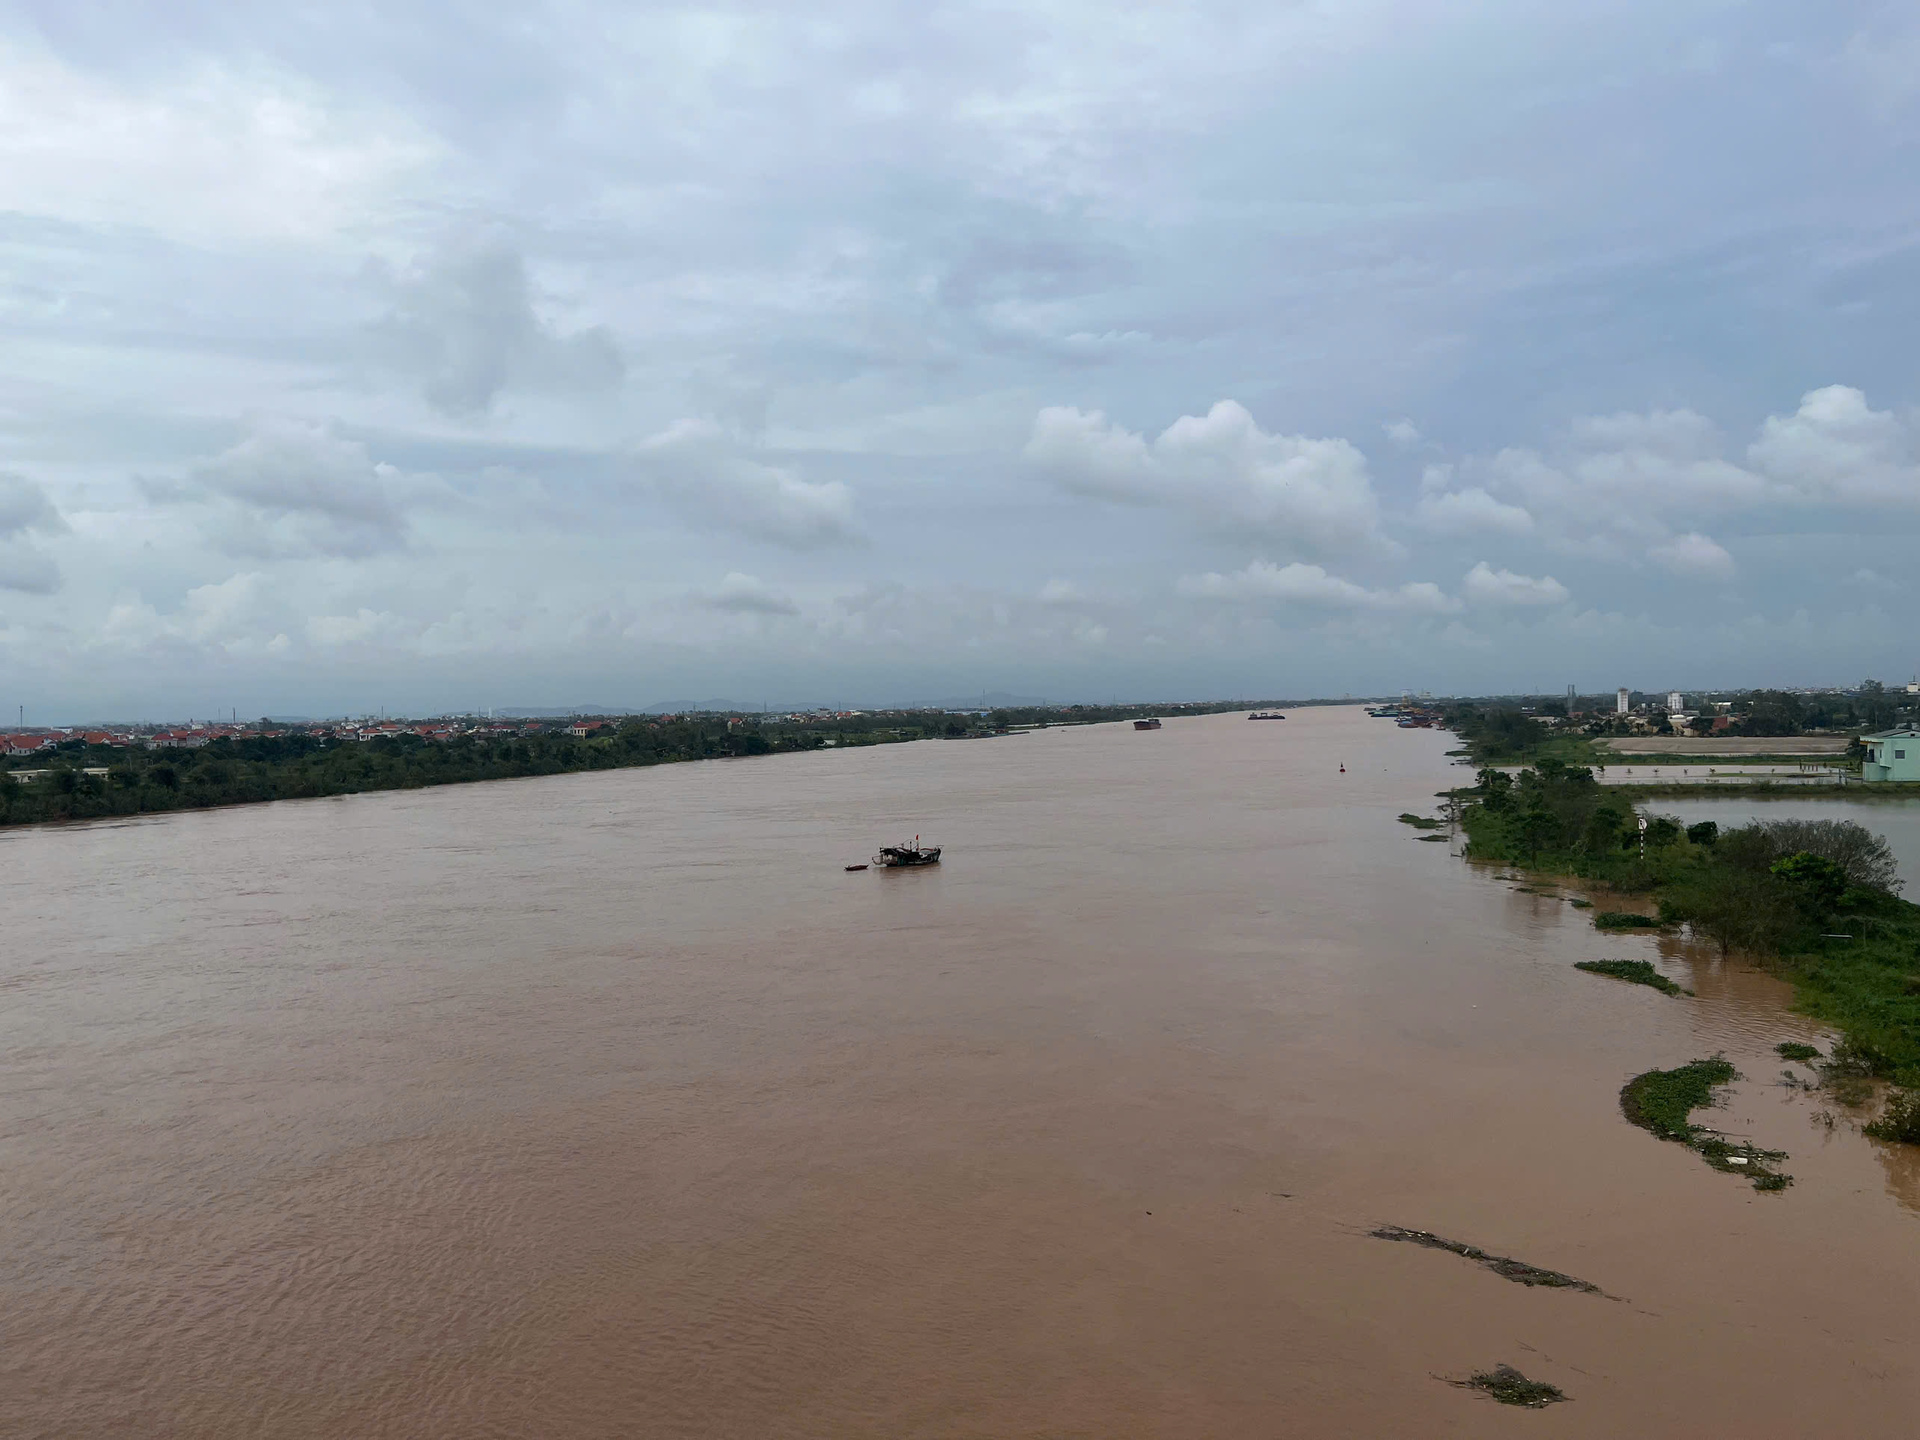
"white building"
1616,687,1631,715
1667,691,1684,712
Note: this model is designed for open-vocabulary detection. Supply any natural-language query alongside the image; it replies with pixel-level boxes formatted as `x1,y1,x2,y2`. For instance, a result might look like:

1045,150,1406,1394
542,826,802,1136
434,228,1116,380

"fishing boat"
873,838,941,867
1133,717,1162,730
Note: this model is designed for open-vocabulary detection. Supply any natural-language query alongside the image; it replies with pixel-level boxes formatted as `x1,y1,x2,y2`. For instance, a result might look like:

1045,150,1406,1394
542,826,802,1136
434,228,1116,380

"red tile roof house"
5,735,55,755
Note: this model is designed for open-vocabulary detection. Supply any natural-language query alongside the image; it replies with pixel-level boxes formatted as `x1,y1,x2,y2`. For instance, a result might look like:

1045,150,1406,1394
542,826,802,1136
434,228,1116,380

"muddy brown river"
2,707,1915,1436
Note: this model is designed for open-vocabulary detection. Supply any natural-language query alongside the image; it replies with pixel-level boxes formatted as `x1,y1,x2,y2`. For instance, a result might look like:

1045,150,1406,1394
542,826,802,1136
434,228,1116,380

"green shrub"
1863,1089,1920,1145
1593,911,1661,930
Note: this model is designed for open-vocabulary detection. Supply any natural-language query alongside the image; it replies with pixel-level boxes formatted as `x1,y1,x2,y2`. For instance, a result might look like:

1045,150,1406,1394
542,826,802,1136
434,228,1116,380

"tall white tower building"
1616,687,1631,715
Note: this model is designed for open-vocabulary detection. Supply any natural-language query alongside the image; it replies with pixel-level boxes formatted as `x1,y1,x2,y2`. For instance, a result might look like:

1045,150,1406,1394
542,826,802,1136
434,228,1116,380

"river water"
2,707,1915,1437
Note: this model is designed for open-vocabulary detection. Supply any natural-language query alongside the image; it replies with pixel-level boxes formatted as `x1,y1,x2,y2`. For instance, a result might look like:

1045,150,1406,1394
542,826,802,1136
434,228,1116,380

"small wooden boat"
1133,718,1162,730
845,863,869,871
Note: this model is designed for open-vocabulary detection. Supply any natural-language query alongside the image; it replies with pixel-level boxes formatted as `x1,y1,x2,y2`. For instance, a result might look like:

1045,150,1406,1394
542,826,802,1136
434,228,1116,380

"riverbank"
1446,760,1920,1119
0,703,1257,832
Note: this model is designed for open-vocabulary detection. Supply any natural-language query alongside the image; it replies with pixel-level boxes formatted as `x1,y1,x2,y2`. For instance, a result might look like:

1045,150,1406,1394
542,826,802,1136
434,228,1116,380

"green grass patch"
1620,1057,1790,1190
1569,898,1593,908
1575,959,1689,996
1776,1042,1822,1064
1397,812,1445,829
1593,910,1661,930
1454,1365,1567,1409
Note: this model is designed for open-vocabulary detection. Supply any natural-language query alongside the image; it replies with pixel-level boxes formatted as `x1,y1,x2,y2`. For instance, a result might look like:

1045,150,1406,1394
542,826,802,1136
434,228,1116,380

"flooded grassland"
1,708,1914,1437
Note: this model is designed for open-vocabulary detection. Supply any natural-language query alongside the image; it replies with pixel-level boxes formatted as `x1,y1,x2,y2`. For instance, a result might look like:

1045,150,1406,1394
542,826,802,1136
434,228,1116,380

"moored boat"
873,839,941,867
1133,718,1162,730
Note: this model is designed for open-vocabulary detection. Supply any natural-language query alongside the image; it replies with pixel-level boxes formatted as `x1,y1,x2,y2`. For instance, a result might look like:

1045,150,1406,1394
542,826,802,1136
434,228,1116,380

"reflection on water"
0,709,1915,1438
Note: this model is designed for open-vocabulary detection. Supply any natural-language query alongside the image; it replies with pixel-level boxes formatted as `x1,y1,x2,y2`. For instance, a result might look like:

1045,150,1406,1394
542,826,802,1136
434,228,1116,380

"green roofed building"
1861,727,1920,782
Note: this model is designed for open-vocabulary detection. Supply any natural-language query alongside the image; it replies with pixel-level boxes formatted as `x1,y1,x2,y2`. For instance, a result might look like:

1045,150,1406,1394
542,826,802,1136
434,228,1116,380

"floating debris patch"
1370,1226,1607,1295
1453,1364,1568,1408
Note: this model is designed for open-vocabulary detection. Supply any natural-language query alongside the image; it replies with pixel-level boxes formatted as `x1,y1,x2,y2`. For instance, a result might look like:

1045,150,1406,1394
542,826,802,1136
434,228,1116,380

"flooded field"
1641,794,1920,894
1,708,1915,1437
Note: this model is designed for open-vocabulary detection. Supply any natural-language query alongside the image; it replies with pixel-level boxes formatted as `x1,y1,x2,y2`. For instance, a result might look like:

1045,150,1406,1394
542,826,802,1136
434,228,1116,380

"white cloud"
1037,577,1083,604
1177,560,1458,613
1648,531,1735,579
633,419,858,550
0,39,439,245
1414,485,1534,537
1026,400,1388,556
1846,567,1900,591
159,419,423,559
1461,561,1569,607
371,242,626,418
691,572,799,616
1448,388,1920,565
1747,385,1920,504
307,608,398,647
96,572,291,656
1383,419,1421,448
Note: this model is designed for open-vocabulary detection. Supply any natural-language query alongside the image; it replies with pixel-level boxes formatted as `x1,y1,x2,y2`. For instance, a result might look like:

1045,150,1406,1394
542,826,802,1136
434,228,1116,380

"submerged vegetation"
1620,1057,1739,1141
1396,812,1445,829
1454,1365,1568,1409
1592,911,1662,930
1575,959,1689,996
1620,1058,1791,1190
1459,760,1920,1092
1369,1226,1606,1294
1776,1042,1822,1064
1863,1089,1920,1144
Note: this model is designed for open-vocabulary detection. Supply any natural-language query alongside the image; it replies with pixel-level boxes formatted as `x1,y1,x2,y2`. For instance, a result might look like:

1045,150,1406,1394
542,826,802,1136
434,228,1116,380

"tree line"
0,718,910,828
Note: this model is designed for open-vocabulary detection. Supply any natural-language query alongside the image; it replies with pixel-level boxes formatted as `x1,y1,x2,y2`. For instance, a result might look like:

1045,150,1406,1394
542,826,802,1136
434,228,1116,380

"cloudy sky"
4,1,1919,720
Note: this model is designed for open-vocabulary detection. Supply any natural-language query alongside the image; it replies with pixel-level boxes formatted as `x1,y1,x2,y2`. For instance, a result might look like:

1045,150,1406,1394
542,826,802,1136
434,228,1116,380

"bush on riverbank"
1863,1089,1920,1144
1593,911,1662,930
1460,762,1920,1094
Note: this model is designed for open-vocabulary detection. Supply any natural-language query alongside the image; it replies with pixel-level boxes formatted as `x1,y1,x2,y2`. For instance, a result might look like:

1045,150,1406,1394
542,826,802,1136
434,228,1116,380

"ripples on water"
1,709,1915,1437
